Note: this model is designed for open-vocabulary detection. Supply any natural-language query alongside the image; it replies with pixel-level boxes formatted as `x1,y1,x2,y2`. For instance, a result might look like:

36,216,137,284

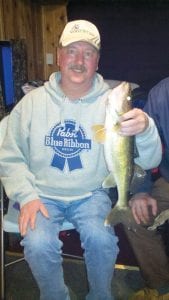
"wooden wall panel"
0,0,68,80
1,0,15,39
41,4,67,79
0,0,5,39
31,3,44,80
0,0,37,79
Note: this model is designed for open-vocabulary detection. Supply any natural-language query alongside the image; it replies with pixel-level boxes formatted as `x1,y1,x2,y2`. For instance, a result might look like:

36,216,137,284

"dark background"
67,0,169,92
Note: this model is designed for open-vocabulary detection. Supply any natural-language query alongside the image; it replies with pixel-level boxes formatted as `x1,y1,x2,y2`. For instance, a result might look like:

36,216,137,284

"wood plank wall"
0,0,67,80
41,4,67,79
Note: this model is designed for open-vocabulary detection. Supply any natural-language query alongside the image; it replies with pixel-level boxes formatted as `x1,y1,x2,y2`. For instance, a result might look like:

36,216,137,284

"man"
0,20,162,300
124,77,169,300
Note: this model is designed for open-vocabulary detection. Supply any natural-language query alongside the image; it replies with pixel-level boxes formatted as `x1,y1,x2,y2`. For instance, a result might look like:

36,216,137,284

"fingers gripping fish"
93,82,145,227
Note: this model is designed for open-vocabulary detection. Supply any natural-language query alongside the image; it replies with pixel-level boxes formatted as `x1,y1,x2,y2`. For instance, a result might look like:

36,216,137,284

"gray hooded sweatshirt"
0,72,162,207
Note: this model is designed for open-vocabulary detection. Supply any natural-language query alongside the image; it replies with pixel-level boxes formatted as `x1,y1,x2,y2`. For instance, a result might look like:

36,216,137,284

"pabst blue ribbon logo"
45,120,91,171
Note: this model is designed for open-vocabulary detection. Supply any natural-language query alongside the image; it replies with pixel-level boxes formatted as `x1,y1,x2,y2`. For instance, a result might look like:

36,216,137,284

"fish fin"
92,124,106,143
102,172,116,188
129,164,147,194
104,206,131,226
104,207,135,228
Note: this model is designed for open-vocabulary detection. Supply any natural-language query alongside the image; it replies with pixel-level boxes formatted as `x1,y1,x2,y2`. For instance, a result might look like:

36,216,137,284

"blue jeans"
21,189,119,300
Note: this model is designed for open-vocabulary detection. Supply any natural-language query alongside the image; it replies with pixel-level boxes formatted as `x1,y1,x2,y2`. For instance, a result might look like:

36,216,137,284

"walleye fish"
93,81,146,227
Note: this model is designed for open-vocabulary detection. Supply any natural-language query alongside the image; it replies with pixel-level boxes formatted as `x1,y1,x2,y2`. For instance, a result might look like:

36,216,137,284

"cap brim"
60,37,100,50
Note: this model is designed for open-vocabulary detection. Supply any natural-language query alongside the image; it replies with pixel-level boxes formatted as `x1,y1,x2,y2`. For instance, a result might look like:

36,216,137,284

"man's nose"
75,52,84,64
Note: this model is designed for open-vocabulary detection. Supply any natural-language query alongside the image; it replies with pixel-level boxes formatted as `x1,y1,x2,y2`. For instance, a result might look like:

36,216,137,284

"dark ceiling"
31,0,169,5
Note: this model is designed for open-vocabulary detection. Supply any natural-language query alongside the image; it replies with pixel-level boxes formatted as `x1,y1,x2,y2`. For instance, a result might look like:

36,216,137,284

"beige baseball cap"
59,20,101,50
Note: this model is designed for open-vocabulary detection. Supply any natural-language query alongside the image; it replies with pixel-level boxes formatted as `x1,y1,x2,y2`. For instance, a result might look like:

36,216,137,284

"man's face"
57,41,100,85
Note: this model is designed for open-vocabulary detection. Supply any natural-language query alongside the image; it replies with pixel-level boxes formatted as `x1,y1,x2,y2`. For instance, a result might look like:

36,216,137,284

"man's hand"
19,199,49,236
129,193,158,224
119,108,149,136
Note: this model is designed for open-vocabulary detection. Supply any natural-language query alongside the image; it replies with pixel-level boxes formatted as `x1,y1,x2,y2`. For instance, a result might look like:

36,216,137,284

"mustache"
69,64,87,72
